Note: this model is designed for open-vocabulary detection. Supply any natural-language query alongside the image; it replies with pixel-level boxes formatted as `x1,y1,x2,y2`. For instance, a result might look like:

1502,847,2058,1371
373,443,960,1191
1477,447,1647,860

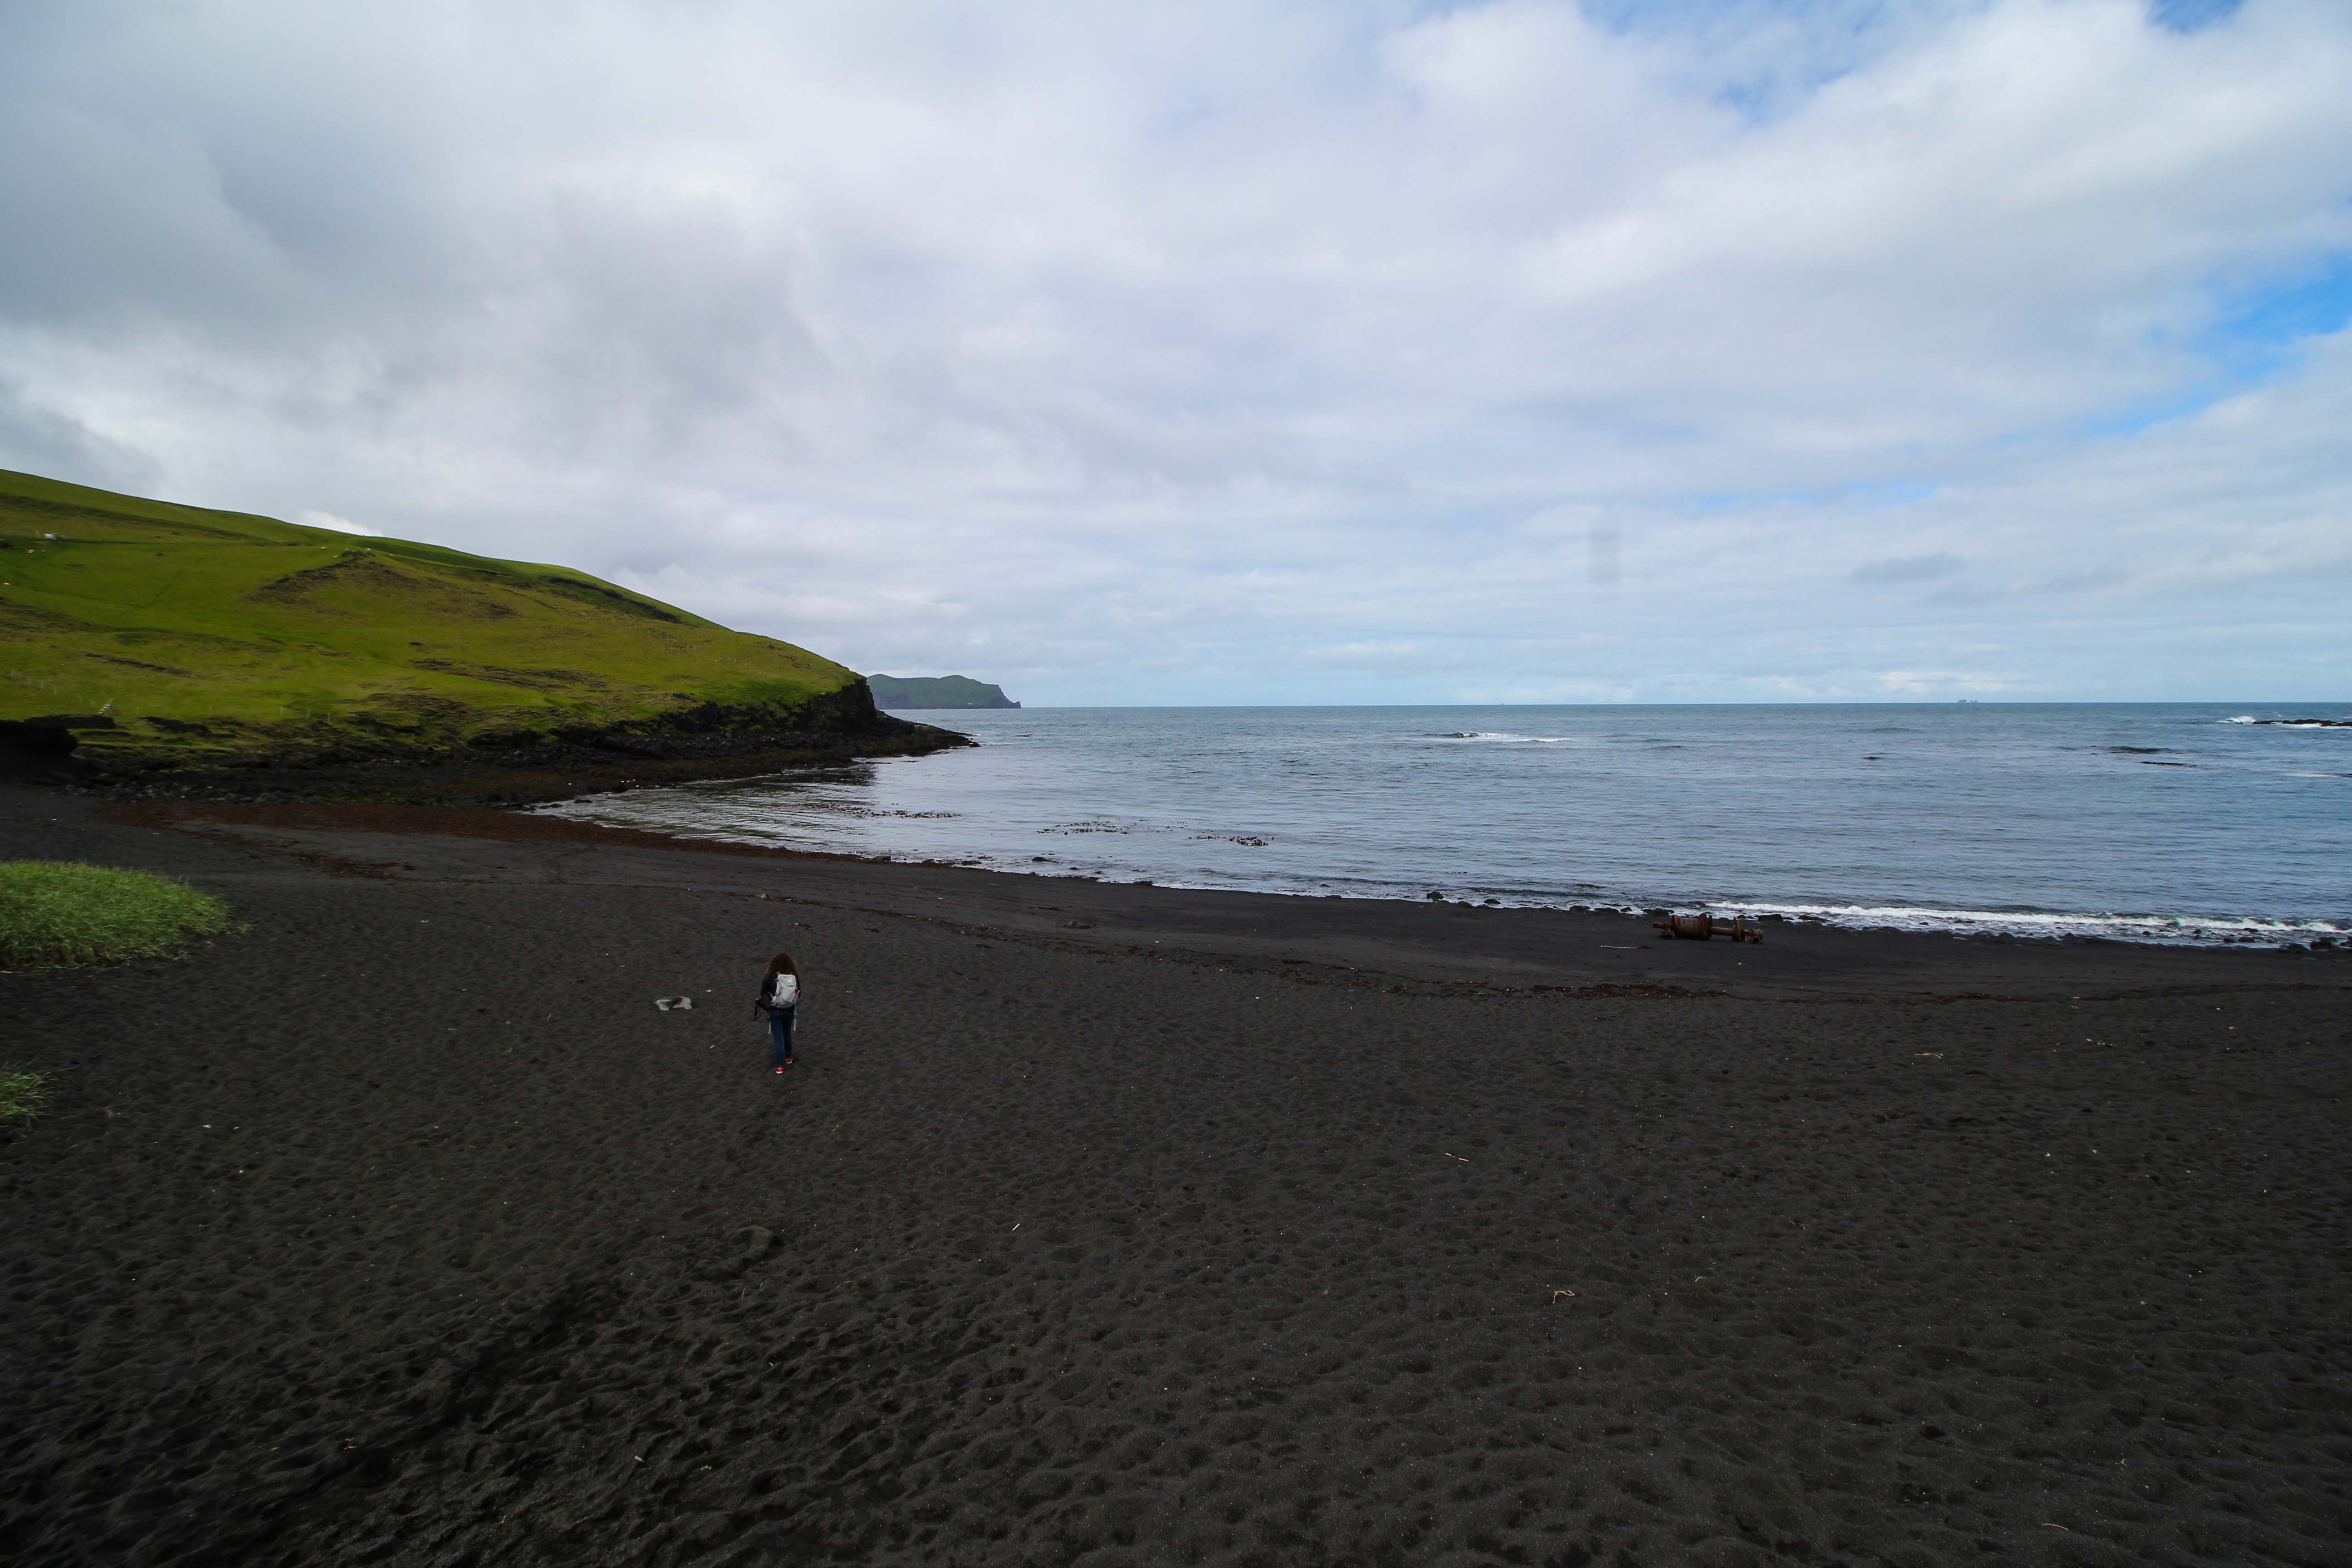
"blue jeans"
766,1006,797,1066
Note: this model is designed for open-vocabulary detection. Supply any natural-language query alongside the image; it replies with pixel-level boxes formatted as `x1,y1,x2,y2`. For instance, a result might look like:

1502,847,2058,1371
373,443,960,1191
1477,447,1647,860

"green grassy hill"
0,468,871,778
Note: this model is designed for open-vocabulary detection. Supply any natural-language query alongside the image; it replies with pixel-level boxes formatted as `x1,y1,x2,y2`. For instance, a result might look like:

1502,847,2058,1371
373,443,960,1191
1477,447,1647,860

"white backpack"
766,972,799,1009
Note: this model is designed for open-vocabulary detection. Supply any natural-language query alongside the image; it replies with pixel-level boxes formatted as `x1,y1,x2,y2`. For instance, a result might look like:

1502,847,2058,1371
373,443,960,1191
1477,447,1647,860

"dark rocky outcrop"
11,681,973,806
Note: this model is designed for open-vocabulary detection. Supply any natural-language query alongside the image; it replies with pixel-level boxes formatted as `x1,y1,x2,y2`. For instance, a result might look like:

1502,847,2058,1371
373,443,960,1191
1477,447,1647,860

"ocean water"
536,704,2352,946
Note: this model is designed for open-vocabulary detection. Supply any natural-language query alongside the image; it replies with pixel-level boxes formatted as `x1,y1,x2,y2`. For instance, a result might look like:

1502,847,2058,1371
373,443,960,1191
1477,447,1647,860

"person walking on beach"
755,951,800,1073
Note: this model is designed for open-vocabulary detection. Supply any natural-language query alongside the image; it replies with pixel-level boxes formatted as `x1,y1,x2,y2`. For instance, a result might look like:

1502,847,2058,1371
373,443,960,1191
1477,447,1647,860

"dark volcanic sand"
2,789,2348,1567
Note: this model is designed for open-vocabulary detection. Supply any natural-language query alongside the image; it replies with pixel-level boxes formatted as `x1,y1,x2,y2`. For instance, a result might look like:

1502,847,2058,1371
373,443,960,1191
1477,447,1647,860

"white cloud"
1,0,2347,702
296,509,381,536
1852,553,1965,585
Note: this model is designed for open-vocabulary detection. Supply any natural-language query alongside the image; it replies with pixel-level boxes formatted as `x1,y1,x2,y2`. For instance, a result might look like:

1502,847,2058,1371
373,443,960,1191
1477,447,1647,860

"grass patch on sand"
0,861,231,967
0,1066,46,1126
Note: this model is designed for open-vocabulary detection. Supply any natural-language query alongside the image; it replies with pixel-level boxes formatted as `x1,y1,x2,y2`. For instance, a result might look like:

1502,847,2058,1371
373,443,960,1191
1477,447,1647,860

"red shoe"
774,1065,785,1074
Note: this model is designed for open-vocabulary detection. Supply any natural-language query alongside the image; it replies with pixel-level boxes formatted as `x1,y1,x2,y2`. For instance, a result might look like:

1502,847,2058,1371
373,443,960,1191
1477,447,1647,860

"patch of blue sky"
1578,0,1936,122
1706,69,1802,125
1842,479,1938,506
2147,0,2242,34
2087,254,2352,437
1579,0,2241,38
1577,0,1910,33
1577,0,2245,120
2212,254,2352,349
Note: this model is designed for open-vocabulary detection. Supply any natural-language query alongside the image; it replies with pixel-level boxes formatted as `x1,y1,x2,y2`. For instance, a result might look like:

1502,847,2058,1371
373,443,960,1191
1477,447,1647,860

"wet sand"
2,787,2347,1566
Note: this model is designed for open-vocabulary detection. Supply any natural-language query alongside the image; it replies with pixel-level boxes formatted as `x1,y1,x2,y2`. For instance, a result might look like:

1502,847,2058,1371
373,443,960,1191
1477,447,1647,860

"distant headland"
866,674,1021,710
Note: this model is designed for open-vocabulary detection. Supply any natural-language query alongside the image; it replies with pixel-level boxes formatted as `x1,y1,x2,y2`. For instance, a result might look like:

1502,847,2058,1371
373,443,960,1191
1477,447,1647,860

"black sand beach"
3,785,2347,1566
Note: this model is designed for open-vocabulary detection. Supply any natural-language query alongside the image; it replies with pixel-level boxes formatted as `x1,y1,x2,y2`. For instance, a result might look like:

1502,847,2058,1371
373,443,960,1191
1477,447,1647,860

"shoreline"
523,789,2349,953
88,792,2352,1000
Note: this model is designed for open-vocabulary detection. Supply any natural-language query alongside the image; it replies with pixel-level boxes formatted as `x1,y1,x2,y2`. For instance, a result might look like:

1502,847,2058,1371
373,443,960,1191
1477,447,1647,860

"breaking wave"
1426,730,1565,743
1714,902,2346,948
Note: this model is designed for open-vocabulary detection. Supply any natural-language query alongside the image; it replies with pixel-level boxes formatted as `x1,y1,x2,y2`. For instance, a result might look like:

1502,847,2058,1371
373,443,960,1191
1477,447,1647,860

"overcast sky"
3,0,2347,704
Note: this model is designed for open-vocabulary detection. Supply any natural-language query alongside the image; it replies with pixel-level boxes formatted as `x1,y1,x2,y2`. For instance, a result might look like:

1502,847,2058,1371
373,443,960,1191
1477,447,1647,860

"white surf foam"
1427,730,1565,744
1712,901,2345,947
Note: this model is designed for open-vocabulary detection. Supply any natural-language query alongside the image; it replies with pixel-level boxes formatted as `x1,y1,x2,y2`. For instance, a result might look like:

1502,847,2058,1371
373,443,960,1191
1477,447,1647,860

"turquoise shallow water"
538,703,2352,945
